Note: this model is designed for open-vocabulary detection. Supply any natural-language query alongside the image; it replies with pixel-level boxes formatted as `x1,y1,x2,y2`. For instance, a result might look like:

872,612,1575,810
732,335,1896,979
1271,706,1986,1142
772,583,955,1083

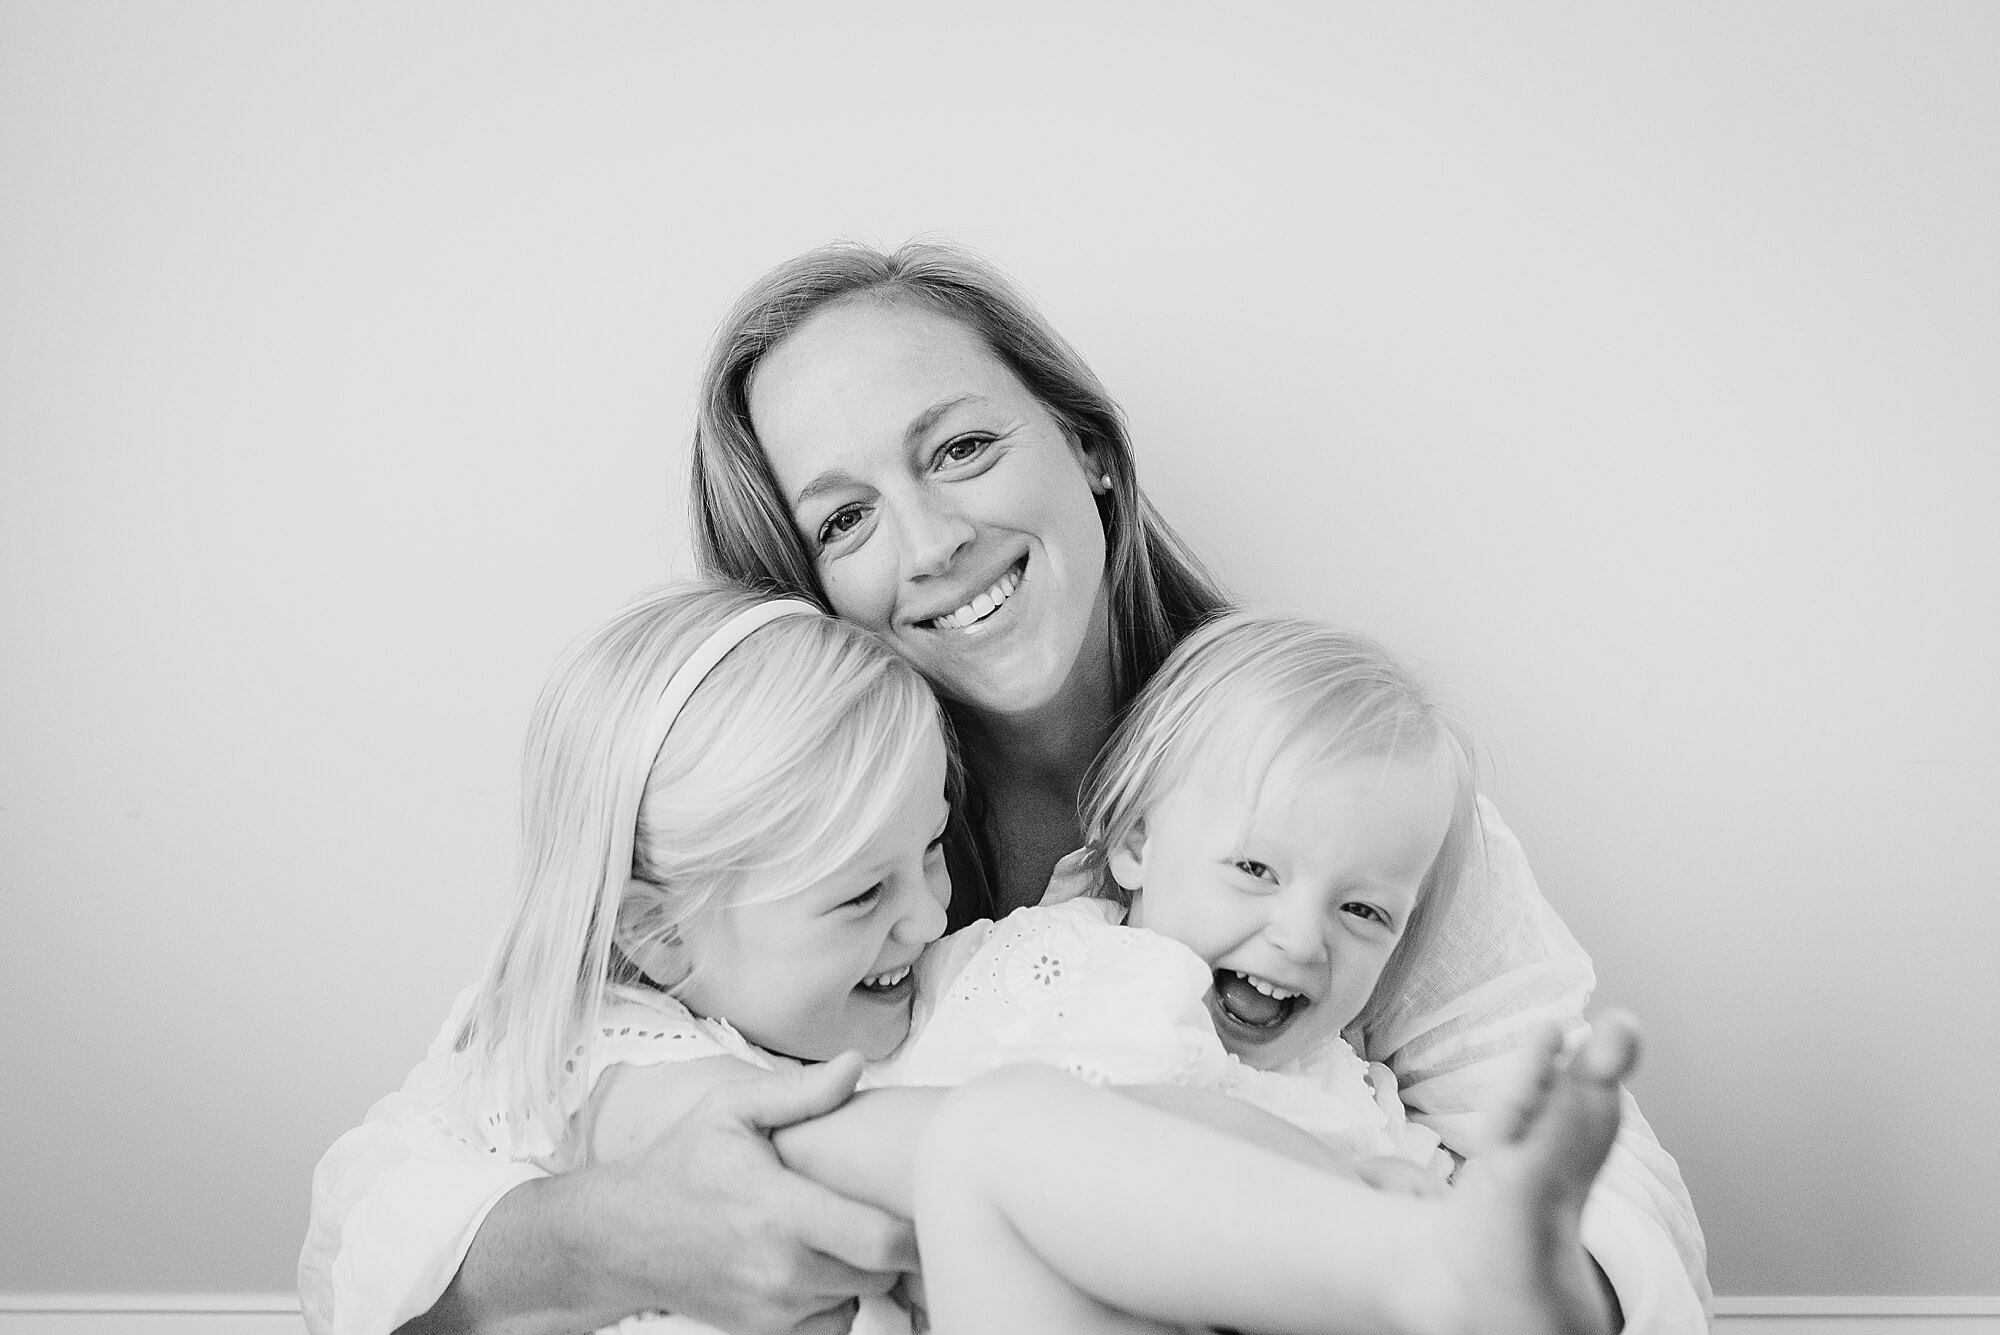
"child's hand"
1353,1153,1449,1198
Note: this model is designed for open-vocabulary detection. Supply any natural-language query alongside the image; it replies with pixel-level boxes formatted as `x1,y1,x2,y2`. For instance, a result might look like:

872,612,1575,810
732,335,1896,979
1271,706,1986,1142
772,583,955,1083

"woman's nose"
896,492,975,579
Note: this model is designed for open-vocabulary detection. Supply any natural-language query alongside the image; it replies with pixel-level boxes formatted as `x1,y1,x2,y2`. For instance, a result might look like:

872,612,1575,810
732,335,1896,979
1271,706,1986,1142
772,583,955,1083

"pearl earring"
1098,472,1113,491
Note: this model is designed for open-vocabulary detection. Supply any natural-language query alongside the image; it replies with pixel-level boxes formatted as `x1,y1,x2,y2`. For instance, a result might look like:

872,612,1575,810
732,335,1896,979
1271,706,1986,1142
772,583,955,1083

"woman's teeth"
859,964,911,992
929,567,1021,631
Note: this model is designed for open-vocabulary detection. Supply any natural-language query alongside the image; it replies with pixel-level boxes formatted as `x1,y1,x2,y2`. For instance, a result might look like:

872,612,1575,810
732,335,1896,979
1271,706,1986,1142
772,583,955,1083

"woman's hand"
403,1056,917,1335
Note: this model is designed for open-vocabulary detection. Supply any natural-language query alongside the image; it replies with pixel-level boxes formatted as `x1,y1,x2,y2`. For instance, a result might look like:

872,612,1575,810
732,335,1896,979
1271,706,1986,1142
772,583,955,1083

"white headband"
639,598,822,771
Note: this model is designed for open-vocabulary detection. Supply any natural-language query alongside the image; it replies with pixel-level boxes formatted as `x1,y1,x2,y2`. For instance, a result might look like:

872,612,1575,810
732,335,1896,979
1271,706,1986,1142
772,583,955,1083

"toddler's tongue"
1214,970,1285,1027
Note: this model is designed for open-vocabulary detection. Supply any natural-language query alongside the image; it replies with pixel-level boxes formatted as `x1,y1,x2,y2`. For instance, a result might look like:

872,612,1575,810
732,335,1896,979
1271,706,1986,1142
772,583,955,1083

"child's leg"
912,1016,1640,1335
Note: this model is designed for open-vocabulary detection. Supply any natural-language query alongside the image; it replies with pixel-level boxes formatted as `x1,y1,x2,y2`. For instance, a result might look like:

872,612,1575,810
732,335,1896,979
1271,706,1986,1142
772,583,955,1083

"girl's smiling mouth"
856,963,914,996
920,558,1025,632
1208,968,1310,1032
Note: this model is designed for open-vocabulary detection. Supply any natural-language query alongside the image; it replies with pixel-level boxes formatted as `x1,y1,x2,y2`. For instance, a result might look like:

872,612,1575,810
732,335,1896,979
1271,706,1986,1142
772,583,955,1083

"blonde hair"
687,239,1230,920
451,581,941,1157
1079,612,1482,1048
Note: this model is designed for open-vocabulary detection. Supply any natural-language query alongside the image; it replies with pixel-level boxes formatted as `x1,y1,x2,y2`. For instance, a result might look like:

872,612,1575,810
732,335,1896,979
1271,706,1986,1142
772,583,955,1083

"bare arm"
766,1073,1358,1222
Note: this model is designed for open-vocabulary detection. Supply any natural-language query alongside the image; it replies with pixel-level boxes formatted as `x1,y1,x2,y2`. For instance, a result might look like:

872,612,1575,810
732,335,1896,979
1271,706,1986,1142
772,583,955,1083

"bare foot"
1400,1013,1639,1335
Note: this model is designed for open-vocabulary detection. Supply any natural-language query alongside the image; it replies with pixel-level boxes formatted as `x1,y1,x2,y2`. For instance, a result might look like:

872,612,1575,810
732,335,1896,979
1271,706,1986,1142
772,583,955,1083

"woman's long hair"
449,581,940,1159
688,240,1230,918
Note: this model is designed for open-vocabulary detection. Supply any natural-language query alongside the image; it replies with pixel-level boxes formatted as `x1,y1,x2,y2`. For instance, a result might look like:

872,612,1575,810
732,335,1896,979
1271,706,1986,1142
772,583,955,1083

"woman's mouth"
922,560,1024,632
1208,968,1308,1030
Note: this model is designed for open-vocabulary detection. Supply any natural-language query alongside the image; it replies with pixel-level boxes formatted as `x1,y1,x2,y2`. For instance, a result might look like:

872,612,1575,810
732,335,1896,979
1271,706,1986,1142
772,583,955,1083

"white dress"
878,894,1452,1174
300,799,1711,1335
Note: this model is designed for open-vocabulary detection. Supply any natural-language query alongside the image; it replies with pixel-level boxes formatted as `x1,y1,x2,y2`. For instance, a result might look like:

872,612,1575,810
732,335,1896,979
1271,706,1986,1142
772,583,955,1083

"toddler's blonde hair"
1079,612,1482,1049
452,580,942,1157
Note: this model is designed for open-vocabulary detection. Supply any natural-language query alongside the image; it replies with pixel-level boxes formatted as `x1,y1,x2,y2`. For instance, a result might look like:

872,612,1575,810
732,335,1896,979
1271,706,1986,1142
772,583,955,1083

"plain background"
3,0,1996,1302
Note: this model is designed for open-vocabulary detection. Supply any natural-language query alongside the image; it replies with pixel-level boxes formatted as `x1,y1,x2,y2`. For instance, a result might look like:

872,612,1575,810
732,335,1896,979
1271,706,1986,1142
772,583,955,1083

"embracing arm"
402,1057,914,1335
1370,797,1712,1334
301,1005,915,1335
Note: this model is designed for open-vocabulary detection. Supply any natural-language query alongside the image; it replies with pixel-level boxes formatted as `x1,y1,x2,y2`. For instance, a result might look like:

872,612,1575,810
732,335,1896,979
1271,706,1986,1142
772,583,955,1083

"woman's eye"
1231,859,1275,882
816,505,867,547
841,884,882,911
934,434,992,468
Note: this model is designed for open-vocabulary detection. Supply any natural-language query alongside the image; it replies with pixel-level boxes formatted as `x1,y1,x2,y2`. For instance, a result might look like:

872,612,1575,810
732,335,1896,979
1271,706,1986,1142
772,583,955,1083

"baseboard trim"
0,1299,298,1314
0,1298,304,1335
1716,1297,2000,1317
4,1292,1997,1332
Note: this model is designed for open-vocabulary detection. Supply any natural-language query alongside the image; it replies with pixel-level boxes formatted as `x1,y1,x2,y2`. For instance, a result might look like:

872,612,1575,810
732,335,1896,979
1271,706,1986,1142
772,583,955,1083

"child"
879,612,1476,1186
366,582,1635,1335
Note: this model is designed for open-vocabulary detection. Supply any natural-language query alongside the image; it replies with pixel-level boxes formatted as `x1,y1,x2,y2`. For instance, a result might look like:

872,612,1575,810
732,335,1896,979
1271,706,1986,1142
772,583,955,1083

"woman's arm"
405,1059,915,1335
301,1002,915,1335
1370,797,1712,1333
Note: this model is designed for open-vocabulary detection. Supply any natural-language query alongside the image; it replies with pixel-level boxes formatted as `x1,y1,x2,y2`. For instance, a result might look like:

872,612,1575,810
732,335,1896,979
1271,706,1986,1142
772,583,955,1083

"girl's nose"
1261,896,1330,966
897,493,975,579
891,873,950,947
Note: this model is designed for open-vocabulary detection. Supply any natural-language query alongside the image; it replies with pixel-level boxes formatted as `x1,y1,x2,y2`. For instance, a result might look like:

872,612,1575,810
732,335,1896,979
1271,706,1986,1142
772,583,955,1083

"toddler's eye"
817,505,868,548
841,884,883,911
1230,859,1276,882
1342,901,1388,927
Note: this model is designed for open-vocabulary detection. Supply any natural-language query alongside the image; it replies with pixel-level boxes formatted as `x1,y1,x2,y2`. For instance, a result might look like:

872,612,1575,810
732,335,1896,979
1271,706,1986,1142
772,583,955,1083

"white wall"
3,0,1995,1301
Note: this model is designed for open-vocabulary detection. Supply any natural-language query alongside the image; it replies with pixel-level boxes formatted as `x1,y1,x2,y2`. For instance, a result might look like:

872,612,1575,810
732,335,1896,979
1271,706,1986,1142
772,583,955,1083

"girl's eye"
1231,859,1275,882
841,884,882,911
1342,902,1388,927
816,504,868,548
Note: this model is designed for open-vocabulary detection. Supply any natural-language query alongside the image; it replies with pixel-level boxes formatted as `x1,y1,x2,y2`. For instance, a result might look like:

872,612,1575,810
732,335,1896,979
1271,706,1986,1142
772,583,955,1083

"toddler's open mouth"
1210,968,1308,1030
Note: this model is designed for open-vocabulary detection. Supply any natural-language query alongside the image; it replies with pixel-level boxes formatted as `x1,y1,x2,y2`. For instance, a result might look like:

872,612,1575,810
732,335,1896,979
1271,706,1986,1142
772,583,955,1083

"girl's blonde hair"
451,581,942,1157
1078,612,1483,1049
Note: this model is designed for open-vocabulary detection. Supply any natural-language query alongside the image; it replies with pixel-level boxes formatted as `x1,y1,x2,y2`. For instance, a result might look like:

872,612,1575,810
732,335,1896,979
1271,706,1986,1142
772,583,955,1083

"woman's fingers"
787,1169,923,1275
721,1051,868,1132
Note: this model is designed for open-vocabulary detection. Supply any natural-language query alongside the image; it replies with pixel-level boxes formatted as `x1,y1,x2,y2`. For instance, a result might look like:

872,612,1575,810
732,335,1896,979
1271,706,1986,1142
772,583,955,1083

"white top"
299,797,1711,1335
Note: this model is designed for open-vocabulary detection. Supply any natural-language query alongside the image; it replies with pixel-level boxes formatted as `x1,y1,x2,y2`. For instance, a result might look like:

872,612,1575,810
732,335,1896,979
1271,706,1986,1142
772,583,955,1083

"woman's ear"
615,881,684,989
1106,822,1149,893
1059,424,1111,495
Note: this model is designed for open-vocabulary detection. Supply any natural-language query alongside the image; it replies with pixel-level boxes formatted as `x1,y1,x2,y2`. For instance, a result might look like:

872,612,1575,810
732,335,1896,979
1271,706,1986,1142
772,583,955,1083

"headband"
639,598,822,770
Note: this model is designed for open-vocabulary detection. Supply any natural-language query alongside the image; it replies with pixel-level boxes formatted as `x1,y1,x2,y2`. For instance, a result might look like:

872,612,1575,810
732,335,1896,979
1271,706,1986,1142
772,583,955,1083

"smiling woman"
693,244,1229,920
750,300,1114,729
301,242,1712,1335
684,240,1710,1323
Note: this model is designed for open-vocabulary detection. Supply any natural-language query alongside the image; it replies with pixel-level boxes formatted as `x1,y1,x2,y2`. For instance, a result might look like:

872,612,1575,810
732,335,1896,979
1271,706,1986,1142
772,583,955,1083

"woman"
300,242,1708,1335
694,241,1708,1322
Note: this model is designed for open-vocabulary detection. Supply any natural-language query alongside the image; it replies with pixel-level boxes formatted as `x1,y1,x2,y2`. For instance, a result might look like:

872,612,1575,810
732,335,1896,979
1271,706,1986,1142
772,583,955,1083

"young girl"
878,613,1478,1185
391,581,1638,1335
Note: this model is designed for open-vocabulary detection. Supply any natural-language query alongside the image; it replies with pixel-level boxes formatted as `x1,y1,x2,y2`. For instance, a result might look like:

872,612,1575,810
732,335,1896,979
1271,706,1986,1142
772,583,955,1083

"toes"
1490,1020,1565,1147
1572,1011,1641,1086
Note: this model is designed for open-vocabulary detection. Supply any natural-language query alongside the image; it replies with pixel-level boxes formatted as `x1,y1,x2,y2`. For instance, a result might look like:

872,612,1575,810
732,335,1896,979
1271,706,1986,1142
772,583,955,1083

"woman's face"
748,299,1112,719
